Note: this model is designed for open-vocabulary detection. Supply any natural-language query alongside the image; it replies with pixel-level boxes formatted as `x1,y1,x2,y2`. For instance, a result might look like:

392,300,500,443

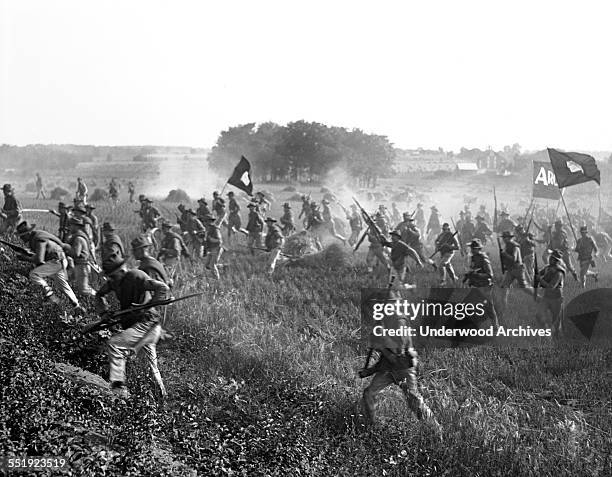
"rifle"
22,208,54,213
493,187,505,274
497,236,506,275
0,239,34,257
353,197,385,244
353,230,368,253
81,292,203,334
451,218,465,257
533,251,539,301
428,231,458,259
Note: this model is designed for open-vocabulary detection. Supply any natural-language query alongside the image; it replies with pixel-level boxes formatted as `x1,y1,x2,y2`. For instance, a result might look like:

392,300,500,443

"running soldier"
15,221,83,312
1,184,22,236
390,203,401,226
574,225,598,288
383,230,423,289
360,292,438,428
346,204,363,247
185,209,206,259
478,204,491,224
108,180,119,208
176,204,190,233
203,214,223,279
254,191,271,216
426,206,441,243
516,225,536,282
365,222,389,273
127,181,135,203
94,255,170,399
434,223,460,285
306,202,325,251
76,177,88,205
158,221,190,277
321,199,346,245
212,192,227,222
264,217,285,274
414,203,425,236
196,198,211,223
101,222,125,264
535,249,565,338
396,215,435,269
226,191,242,244
132,235,170,285
141,198,161,232
548,219,577,280
474,215,493,245
464,239,500,329
35,173,46,199
298,195,311,229
461,213,476,248
246,202,265,253
279,202,295,237
63,217,95,297
500,230,530,288
496,211,516,234
85,204,100,250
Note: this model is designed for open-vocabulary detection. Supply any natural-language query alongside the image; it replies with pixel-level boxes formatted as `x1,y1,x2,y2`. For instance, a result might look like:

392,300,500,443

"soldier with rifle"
264,217,286,274
48,201,72,241
63,217,96,297
245,202,265,253
101,222,125,264
496,211,516,234
345,204,363,247
306,202,325,251
226,191,242,243
184,209,206,259
132,235,170,285
203,214,223,279
298,194,312,230
158,221,190,278
548,219,577,281
478,204,491,225
516,224,536,282
434,223,460,286
91,254,171,399
396,214,435,270
426,206,441,243
279,202,295,237
463,239,500,329
474,215,493,245
321,199,347,245
535,249,565,339
1,184,22,236
353,198,389,273
383,231,423,289
11,221,84,312
85,204,100,250
359,291,439,428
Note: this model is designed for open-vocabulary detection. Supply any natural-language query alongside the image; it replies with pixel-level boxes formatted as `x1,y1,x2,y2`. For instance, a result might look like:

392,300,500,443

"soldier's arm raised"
143,278,170,303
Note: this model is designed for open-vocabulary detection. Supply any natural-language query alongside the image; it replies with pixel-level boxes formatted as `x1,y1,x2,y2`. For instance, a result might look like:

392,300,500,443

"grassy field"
1,181,611,476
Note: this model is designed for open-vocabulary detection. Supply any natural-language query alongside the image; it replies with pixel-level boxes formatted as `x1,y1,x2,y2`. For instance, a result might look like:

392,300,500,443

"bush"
165,189,191,203
49,186,70,200
89,188,108,202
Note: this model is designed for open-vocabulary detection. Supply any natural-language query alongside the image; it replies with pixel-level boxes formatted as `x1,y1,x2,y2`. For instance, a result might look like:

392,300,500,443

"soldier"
426,206,441,243
48,201,72,241
474,215,493,245
306,202,325,251
212,191,225,220
374,210,390,239
500,230,529,288
158,221,190,277
203,214,223,279
279,202,295,237
496,211,516,234
390,202,401,226
101,222,125,264
185,209,206,259
378,205,392,230
434,223,460,286
456,211,466,236
516,225,536,282
535,249,565,338
1,184,22,235
15,221,83,312
461,213,476,251
396,215,435,269
246,202,265,253
226,191,242,243
548,219,577,280
264,217,285,274
298,195,311,229
593,228,612,262
478,204,491,225
63,217,95,297
35,173,46,199
108,180,119,208
464,239,500,329
132,235,170,285
383,230,423,289
414,203,425,236
346,204,363,247
176,204,190,233
85,204,100,250
321,199,346,245
76,177,88,205
94,255,170,399
254,191,271,216
141,198,161,232
365,222,389,273
127,181,135,203
360,293,438,428
574,225,598,288
71,205,97,264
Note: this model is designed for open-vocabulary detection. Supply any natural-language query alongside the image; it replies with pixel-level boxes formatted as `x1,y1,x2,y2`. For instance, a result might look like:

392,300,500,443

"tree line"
206,121,396,186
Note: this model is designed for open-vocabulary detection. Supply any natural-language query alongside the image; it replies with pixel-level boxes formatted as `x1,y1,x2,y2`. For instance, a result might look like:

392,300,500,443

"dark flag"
547,148,601,188
227,156,253,196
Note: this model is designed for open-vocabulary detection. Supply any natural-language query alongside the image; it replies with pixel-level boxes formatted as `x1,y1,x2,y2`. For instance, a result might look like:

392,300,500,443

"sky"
1,0,611,152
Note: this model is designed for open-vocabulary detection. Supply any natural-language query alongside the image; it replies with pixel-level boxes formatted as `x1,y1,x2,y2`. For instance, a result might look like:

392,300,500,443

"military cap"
143,198,153,203
131,235,152,249
85,204,96,210
389,230,401,238
138,194,146,200
554,219,563,225
161,221,172,229
227,191,234,196
247,202,257,208
2,183,13,192
69,217,85,227
501,231,514,238
265,217,277,223
580,225,588,232
58,202,70,209
213,191,220,196
102,222,116,231
402,212,411,218
16,221,36,235
202,214,216,221
476,215,484,220
283,202,291,208
186,208,197,215
500,211,509,216
515,224,524,231
255,191,265,197
469,238,483,249
102,254,126,274
549,249,563,261
431,206,438,211
442,222,450,228
459,211,465,216
310,202,318,208
217,198,225,205
198,198,207,204
72,205,87,214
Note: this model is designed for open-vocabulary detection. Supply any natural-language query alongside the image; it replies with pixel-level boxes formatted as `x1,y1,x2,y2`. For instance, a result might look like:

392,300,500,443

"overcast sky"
1,0,610,152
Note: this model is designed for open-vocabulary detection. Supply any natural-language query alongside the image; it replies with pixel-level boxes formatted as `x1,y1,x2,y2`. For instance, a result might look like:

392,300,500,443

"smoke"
141,156,225,200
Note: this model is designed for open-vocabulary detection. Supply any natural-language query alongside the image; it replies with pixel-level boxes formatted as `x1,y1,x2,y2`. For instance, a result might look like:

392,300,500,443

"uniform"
465,242,500,328
95,265,169,398
265,220,285,274
500,238,529,288
35,174,46,199
76,179,88,205
306,206,325,251
298,197,311,229
548,225,576,276
246,207,265,252
158,226,189,276
1,185,22,235
347,209,363,246
535,256,565,338
65,223,95,297
518,231,536,281
434,229,459,285
204,219,223,279
426,208,441,243
279,206,295,237
227,195,242,242
414,206,425,236
383,234,422,289
575,231,598,287
474,218,493,245
321,201,346,244
185,213,206,258
366,227,389,273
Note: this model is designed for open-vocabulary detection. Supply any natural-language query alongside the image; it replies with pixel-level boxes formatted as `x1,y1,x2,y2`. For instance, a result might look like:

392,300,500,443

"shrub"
49,186,70,200
89,188,108,202
165,189,191,202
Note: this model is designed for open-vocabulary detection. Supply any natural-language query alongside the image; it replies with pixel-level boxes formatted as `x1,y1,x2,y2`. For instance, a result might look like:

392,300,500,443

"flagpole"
220,182,228,196
597,186,602,229
559,189,578,242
